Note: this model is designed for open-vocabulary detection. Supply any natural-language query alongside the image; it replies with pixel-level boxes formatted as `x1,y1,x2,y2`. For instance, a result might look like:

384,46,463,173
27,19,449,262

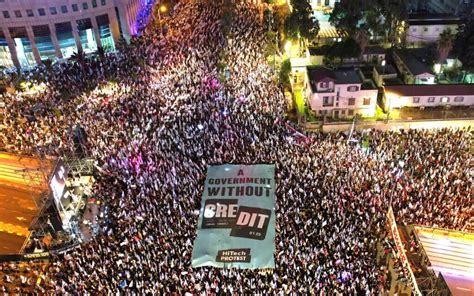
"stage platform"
0,153,53,255
415,226,474,296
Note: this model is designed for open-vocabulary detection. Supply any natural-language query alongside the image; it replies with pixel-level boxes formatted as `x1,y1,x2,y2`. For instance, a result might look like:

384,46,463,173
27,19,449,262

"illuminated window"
96,14,115,52
9,26,36,67
440,97,450,103
323,96,334,106
76,18,98,53
33,25,56,61
347,86,359,92
0,30,15,68
55,22,77,59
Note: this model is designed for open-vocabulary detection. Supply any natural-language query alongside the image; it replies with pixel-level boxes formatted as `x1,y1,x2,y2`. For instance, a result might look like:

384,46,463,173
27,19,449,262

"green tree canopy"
453,20,474,71
437,28,454,64
364,7,383,41
326,38,361,64
284,0,319,41
329,0,363,36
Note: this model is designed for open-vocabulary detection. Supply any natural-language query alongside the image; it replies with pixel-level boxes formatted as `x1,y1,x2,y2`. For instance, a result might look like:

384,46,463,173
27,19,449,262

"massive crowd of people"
0,0,472,293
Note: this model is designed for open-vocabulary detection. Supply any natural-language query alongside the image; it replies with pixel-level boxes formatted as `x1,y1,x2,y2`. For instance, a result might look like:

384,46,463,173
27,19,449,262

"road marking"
456,287,471,291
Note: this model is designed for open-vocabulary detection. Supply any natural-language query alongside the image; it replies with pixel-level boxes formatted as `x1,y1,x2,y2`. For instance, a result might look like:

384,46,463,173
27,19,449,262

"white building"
393,50,436,85
305,66,378,118
407,13,461,46
308,0,340,9
0,0,153,68
384,84,474,109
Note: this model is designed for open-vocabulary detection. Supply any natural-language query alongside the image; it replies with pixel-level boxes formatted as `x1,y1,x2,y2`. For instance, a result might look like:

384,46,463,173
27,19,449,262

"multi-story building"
305,66,378,119
0,0,152,68
407,13,461,46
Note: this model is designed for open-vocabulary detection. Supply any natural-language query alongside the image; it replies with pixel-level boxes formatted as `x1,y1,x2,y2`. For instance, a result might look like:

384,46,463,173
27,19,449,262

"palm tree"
96,46,106,62
71,50,86,66
355,29,370,57
42,58,54,73
70,50,87,77
437,28,454,64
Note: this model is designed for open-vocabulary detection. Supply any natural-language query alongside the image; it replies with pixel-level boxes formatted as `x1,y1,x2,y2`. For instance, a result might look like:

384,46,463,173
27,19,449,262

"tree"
437,28,454,64
329,0,363,36
453,20,474,71
96,46,106,62
42,58,54,73
326,38,361,65
284,0,319,47
284,12,300,40
71,50,87,75
355,29,370,55
365,7,383,42
279,58,292,88
380,0,408,46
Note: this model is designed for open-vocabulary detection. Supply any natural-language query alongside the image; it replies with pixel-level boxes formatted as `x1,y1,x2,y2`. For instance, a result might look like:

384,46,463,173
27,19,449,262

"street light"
156,3,167,37
159,4,167,13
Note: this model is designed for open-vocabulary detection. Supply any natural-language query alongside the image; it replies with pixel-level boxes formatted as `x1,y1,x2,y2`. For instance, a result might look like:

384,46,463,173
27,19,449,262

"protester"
0,0,472,293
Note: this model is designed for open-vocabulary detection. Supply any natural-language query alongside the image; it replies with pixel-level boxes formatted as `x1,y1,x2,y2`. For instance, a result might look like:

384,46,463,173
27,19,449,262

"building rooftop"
408,13,460,20
307,66,363,91
408,13,461,26
375,64,397,75
363,46,385,55
395,50,434,76
383,78,405,86
308,46,330,56
408,19,462,26
384,84,474,97
307,66,336,82
307,66,336,92
333,69,362,84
